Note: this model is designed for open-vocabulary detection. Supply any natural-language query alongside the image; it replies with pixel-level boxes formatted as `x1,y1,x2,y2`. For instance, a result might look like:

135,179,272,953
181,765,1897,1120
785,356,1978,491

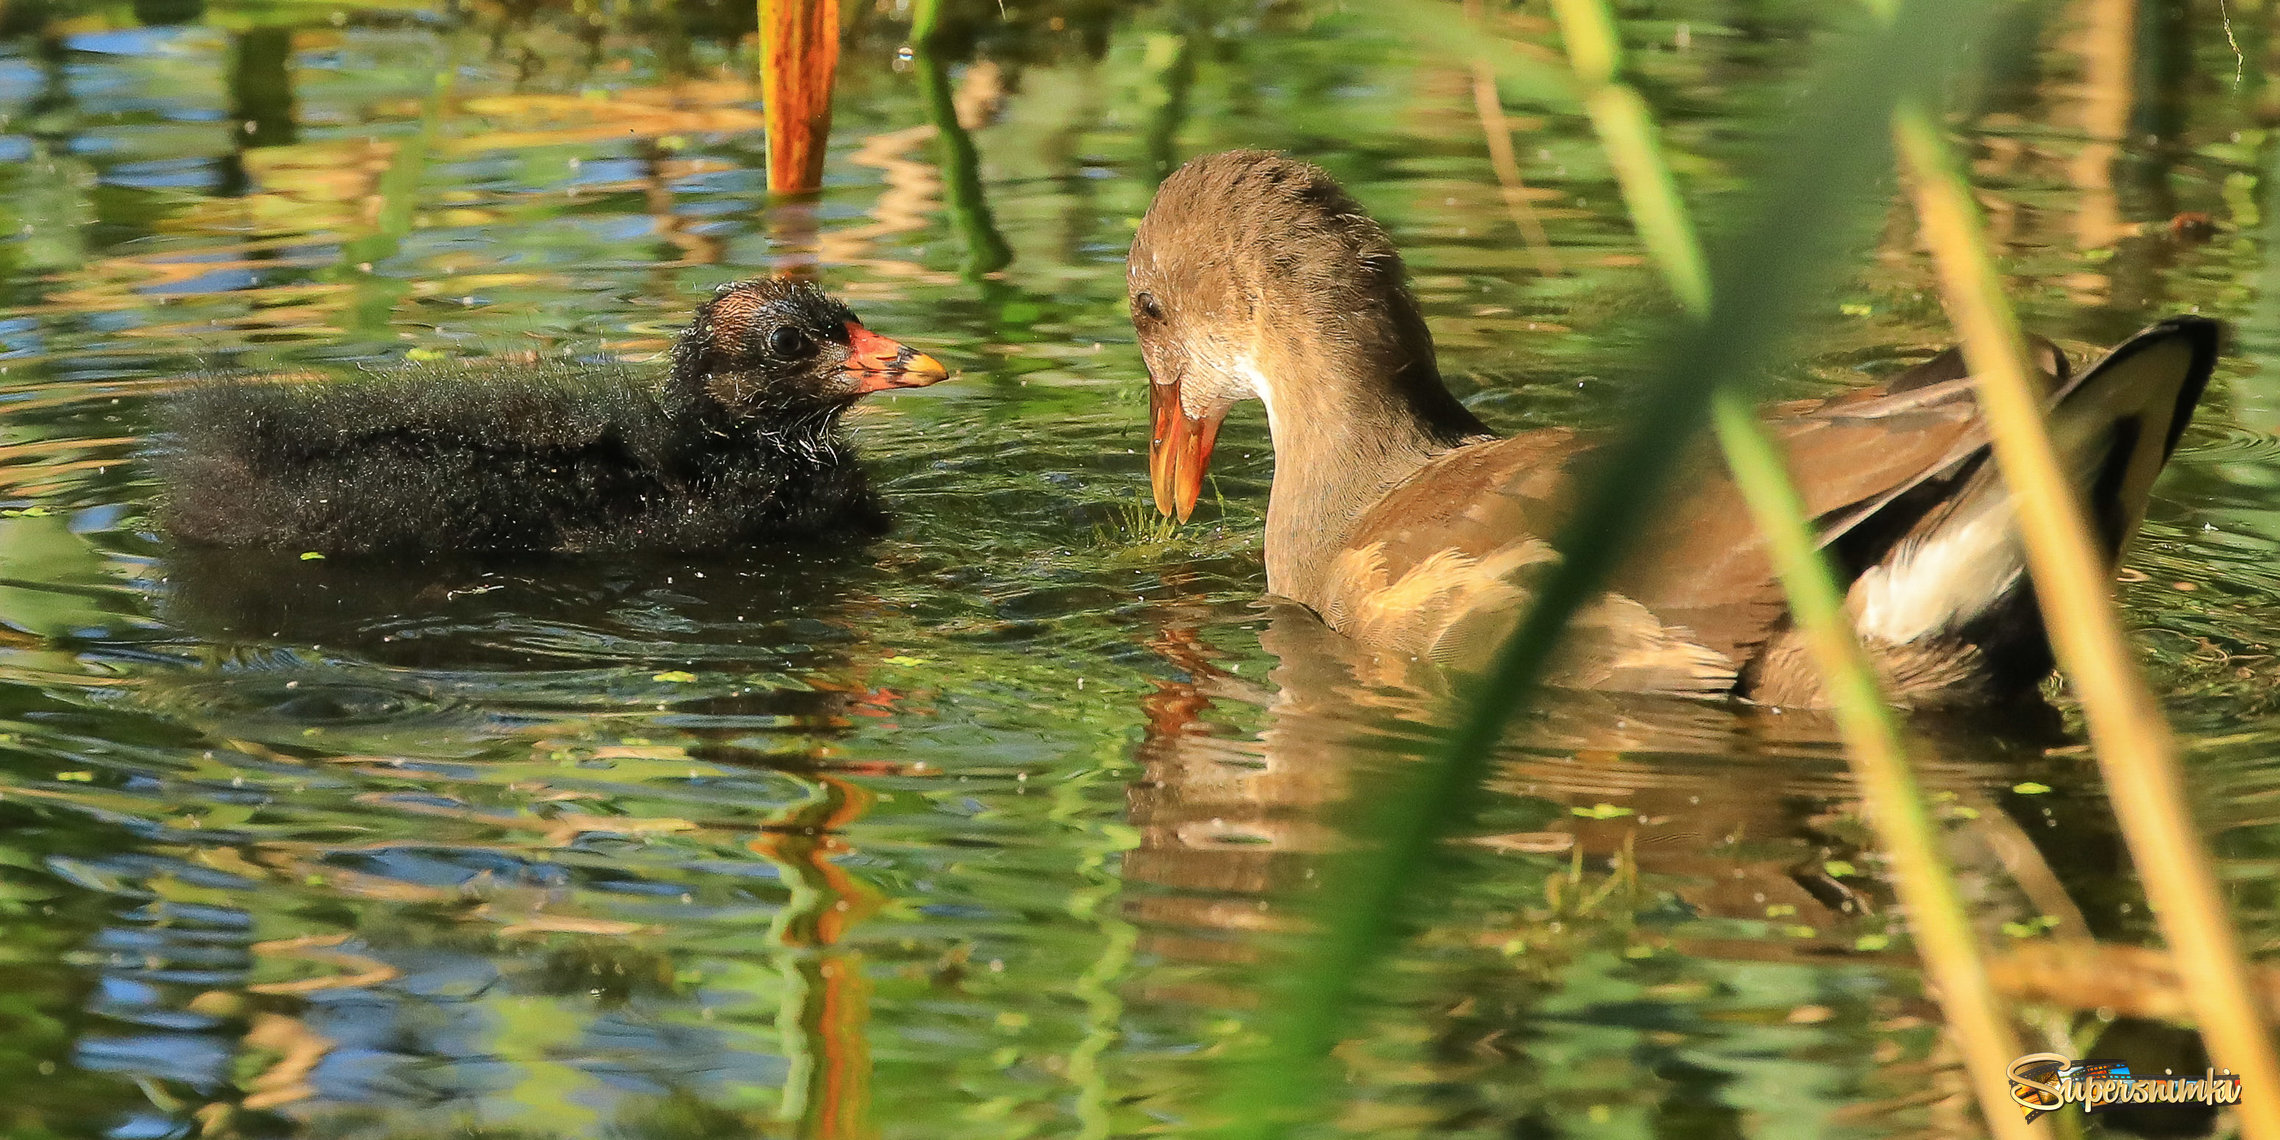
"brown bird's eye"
1133,292,1164,322
767,326,811,358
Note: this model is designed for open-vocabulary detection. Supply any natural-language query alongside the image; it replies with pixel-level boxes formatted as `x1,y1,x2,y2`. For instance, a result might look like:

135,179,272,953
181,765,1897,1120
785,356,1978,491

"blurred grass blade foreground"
1224,0,1998,1134
1898,106,2280,1134
1543,0,2035,1133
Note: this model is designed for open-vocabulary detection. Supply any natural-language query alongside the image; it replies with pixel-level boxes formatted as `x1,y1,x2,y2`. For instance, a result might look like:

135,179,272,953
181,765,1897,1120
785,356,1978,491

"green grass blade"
1218,2,1996,1135
1543,0,2034,1132
910,0,943,45
1896,105,2280,1138
1711,393,2036,1140
1581,84,1709,310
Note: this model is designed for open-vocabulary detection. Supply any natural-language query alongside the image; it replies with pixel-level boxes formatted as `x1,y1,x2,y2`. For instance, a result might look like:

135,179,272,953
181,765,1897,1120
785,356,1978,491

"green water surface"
1,1,2277,1136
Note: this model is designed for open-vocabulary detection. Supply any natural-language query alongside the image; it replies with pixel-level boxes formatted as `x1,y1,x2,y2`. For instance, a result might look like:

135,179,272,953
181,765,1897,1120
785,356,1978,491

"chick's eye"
767,326,811,358
1133,292,1164,322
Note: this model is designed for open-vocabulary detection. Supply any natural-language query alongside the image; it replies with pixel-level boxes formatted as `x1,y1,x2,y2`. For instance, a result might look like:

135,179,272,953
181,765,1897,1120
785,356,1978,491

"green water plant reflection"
911,46,1013,279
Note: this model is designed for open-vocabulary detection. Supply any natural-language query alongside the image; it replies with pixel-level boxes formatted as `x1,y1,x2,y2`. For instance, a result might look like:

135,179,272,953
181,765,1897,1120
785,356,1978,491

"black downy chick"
156,278,951,556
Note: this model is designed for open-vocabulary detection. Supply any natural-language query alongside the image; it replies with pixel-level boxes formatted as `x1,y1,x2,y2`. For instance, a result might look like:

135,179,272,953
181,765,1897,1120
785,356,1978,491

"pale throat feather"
1224,340,1454,607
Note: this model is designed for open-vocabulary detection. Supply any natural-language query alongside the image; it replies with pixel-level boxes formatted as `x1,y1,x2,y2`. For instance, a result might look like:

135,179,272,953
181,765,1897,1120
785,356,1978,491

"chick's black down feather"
154,279,939,556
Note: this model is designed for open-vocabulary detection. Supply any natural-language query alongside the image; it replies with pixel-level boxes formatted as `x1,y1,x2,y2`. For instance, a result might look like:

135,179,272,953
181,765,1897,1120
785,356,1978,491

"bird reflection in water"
1120,596,2123,1131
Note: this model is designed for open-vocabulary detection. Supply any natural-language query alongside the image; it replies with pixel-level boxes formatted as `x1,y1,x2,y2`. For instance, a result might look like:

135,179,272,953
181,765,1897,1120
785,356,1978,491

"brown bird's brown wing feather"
1320,377,1996,694
1321,426,1736,693
1616,376,1993,666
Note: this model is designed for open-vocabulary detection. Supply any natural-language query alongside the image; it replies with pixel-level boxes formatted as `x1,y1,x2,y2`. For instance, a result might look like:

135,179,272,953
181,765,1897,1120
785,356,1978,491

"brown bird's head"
1126,150,1480,521
672,278,949,424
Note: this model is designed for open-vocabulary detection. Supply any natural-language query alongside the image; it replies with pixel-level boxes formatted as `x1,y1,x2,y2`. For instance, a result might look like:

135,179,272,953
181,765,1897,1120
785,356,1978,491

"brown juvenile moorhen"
158,278,950,556
1127,150,2220,706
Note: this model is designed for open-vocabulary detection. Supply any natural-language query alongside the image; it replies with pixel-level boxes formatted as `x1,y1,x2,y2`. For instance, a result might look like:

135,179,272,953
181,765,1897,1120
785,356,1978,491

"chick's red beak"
843,321,951,394
1149,373,1223,522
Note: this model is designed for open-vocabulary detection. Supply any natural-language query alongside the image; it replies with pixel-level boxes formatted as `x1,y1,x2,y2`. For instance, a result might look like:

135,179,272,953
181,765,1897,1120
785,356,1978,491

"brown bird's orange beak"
843,321,951,394
1149,373,1224,522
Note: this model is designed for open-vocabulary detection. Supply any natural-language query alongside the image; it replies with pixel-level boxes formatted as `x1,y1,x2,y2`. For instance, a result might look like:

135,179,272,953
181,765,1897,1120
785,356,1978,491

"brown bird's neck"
1255,335,1489,607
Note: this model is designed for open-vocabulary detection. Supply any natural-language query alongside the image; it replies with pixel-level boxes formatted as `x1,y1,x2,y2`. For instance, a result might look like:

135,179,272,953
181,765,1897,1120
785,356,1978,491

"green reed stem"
1223,2,1989,1134
1543,3,2032,1133
1712,392,2037,1140
910,0,943,45
1895,106,2280,1139
1547,1,1705,308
